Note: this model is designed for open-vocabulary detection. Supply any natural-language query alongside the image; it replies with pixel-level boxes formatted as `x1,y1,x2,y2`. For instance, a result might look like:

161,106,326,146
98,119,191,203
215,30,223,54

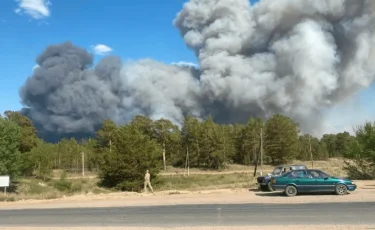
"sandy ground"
1,226,375,230
0,180,374,210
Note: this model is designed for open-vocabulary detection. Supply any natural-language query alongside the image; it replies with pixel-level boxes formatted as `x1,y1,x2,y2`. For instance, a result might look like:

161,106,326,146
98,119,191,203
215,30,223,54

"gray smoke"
20,0,375,137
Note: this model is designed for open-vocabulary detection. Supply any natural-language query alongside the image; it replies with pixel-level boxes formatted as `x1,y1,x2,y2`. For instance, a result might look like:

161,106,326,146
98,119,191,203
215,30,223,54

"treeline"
0,111,373,191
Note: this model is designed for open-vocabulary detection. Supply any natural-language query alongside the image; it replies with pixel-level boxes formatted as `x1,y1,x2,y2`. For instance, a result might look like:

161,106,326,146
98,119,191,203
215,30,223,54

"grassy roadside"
0,172,255,202
156,172,253,191
52,158,348,178
0,158,348,202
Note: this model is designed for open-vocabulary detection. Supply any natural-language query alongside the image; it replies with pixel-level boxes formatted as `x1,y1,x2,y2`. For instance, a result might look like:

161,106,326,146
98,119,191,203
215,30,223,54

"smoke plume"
20,0,375,139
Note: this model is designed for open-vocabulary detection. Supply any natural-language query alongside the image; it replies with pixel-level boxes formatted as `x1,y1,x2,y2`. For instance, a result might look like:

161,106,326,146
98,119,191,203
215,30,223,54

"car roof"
275,164,307,167
289,169,322,172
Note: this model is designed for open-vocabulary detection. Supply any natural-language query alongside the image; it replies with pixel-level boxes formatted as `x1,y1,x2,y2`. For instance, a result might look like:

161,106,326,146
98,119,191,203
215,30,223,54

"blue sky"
0,0,374,134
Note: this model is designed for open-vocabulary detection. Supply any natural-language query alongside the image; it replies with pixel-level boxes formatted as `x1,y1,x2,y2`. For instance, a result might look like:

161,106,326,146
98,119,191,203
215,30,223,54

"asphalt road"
0,202,374,227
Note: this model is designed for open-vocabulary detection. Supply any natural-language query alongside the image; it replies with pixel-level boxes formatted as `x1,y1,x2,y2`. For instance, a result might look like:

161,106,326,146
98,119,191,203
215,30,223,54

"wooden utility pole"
260,128,264,176
109,139,112,152
184,146,190,176
81,152,85,177
162,141,167,171
253,146,260,177
309,136,314,168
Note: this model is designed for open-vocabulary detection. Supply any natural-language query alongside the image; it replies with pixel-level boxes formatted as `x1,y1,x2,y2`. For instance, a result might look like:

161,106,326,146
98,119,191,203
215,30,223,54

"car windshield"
272,167,283,175
290,165,306,170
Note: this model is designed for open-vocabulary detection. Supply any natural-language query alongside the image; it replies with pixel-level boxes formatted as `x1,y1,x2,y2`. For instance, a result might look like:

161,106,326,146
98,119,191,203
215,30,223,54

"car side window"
288,170,306,178
309,170,323,178
310,171,320,178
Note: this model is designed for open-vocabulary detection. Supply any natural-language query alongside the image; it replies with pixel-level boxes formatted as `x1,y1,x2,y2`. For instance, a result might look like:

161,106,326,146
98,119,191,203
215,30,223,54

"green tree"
28,140,55,180
4,111,38,153
298,134,328,161
264,114,299,164
335,132,355,157
53,138,83,173
218,124,237,165
0,117,22,180
130,115,154,137
235,118,263,165
96,119,118,152
96,124,162,191
198,116,225,169
343,122,375,179
181,115,202,167
80,138,98,172
320,132,355,158
152,118,182,170
320,134,337,157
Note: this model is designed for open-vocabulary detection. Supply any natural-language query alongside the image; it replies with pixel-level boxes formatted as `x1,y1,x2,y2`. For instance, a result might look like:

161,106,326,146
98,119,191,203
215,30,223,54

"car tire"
259,185,268,192
267,181,273,191
285,185,297,197
335,184,348,195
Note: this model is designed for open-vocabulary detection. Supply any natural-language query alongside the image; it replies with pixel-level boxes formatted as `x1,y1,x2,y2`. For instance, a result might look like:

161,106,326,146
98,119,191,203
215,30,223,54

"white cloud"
171,61,199,68
32,64,40,71
91,44,113,55
15,0,51,19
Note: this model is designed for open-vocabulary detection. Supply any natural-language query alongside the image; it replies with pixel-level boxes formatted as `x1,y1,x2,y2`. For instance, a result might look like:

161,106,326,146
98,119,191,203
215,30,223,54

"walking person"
144,169,154,193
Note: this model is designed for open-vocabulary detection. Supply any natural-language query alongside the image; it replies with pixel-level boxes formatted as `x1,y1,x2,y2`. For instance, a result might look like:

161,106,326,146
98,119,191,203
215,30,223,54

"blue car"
270,169,357,197
256,164,307,191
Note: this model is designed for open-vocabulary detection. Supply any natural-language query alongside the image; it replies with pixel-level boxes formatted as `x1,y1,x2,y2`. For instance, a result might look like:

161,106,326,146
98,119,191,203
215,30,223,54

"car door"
289,170,313,192
310,170,335,192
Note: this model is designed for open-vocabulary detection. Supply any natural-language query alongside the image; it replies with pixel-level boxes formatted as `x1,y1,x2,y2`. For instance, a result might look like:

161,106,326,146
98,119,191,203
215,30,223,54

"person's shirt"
145,173,150,181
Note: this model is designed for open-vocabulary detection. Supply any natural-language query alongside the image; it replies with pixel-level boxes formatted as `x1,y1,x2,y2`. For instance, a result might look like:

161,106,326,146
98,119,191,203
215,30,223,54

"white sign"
0,176,10,187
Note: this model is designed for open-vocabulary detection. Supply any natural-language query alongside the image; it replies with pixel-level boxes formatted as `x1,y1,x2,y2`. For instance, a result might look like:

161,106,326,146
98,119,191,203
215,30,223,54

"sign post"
0,176,10,195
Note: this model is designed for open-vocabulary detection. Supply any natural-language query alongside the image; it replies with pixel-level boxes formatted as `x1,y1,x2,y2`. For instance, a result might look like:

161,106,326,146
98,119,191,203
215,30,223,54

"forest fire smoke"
20,0,375,138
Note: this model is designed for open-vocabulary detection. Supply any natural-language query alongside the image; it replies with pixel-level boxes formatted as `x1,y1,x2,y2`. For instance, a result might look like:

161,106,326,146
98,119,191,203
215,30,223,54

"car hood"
331,176,349,180
257,174,272,179
331,176,353,182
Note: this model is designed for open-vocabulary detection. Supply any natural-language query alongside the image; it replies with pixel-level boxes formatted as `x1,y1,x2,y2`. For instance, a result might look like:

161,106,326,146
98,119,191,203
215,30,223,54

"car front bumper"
347,184,357,191
256,182,268,187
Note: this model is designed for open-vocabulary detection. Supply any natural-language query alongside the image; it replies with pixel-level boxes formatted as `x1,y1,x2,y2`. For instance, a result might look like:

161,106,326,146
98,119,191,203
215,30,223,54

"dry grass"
156,172,253,191
51,158,349,179
291,158,349,177
0,172,255,202
0,178,110,202
52,170,97,179
161,158,348,177
2,158,349,202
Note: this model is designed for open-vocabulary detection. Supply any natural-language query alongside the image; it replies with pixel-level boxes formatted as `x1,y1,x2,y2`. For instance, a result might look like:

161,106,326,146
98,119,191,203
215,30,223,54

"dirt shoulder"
1,180,374,210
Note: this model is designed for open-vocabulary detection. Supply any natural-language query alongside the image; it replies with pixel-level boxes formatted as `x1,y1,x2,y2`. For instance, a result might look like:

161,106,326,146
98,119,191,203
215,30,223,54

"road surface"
0,202,374,227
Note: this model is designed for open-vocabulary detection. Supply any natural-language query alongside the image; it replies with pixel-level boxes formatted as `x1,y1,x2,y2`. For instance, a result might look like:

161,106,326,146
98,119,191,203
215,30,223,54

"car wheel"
267,181,273,191
285,185,297,197
259,185,268,191
335,184,348,195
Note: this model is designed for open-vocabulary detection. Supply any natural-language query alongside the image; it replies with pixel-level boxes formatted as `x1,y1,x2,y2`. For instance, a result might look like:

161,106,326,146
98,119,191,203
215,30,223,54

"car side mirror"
324,177,328,180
